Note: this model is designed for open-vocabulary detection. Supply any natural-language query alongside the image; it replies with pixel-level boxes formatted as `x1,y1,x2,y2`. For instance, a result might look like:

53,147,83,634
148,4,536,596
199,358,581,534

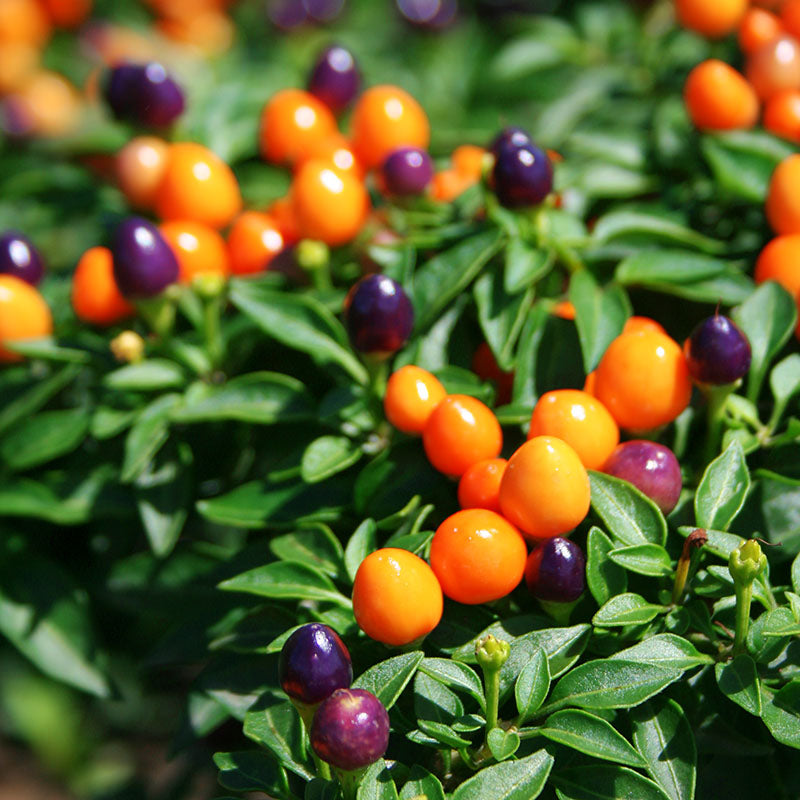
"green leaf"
0,408,88,471
170,372,313,424
399,766,446,800
121,393,181,483
511,302,549,406
305,779,339,800
344,519,377,583
793,551,800,594
135,443,192,558
353,651,423,709
592,593,667,627
229,279,368,384
610,634,713,670
412,229,505,331
616,250,731,286
301,435,362,483
4,337,92,363
451,749,553,800
553,765,672,800
568,270,629,372
270,526,345,580
357,760,399,800
694,440,750,531
420,658,485,710
761,686,800,749
90,406,138,440
631,698,696,800
0,364,80,437
474,264,534,371
243,697,313,780
504,240,554,294
414,671,463,725
586,527,628,605
733,281,797,402
218,561,350,607
769,354,800,423
540,709,645,767
487,727,521,761
0,556,110,697
214,751,289,797
715,655,761,716
103,359,187,391
515,647,550,724
607,544,672,577
417,718,471,749
543,659,681,713
589,471,667,546
592,211,726,254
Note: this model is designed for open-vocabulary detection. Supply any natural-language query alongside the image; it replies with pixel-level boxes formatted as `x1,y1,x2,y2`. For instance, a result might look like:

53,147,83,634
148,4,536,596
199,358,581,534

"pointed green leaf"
301,435,362,483
104,359,187,391
515,647,550,724
344,519,377,583
715,655,762,716
214,751,290,797
353,651,423,709
504,240,554,294
593,593,667,627
610,634,713,670
243,697,313,780
589,471,667,546
487,727,521,761
694,440,750,531
608,544,672,577
586,526,627,605
420,658,485,709
0,408,88,471
399,767,445,800
451,749,553,800
553,764,672,800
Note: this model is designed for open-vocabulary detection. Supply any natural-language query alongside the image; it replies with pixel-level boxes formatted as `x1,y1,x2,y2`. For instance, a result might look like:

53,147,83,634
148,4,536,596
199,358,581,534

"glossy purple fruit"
0,232,44,285
396,0,458,29
279,623,353,706
309,46,360,112
684,314,752,385
491,141,553,208
382,147,433,196
104,63,184,127
111,217,179,299
603,440,682,515
488,126,532,159
344,274,414,354
311,688,390,771
525,537,586,603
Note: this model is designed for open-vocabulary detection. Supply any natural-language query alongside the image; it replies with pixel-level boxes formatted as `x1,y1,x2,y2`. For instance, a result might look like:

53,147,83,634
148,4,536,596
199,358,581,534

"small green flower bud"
729,539,767,588
110,330,145,363
192,273,226,299
296,239,330,271
475,634,510,671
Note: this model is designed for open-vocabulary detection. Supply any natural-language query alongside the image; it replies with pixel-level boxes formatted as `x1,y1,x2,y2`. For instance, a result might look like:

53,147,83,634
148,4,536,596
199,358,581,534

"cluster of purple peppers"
279,623,390,772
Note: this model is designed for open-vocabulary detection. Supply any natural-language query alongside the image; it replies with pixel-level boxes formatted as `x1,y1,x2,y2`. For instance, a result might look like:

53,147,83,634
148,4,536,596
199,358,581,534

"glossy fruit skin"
160,220,230,283
755,235,800,294
352,548,443,646
684,315,752,385
739,7,783,54
156,142,242,229
310,689,390,771
383,364,446,433
594,330,692,431
766,155,800,234
603,440,682,515
111,216,179,298
0,274,52,361
684,60,759,131
431,508,526,604
260,88,337,166
226,211,286,275
344,274,414,354
430,168,477,203
491,141,553,208
499,436,590,541
116,135,169,209
488,126,532,158
0,231,43,285
423,394,503,477
525,537,586,603
528,390,619,471
675,0,747,36
623,316,666,336
382,147,433,196
308,45,360,112
747,35,800,101
291,160,369,245
351,85,430,169
278,623,353,706
764,89,800,142
458,457,507,513
294,133,363,179
104,62,185,127
71,246,134,326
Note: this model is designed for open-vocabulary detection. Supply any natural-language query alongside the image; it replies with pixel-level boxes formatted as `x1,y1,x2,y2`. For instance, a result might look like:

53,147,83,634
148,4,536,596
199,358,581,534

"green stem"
334,766,367,800
701,383,735,466
137,294,176,340
202,294,224,370
733,581,753,656
759,573,778,612
483,667,500,740
291,699,331,781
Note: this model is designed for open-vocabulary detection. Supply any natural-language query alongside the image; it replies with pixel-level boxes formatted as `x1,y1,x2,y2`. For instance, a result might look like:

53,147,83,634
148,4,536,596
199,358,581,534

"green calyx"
729,539,767,588
475,634,510,672
296,239,331,271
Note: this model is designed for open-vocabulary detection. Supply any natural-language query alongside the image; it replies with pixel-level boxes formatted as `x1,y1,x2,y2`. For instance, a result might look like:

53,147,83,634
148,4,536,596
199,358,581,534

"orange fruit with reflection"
383,365,447,434
684,60,759,131
739,7,783,53
116,136,169,210
160,220,230,283
0,274,53,361
71,246,134,326
675,0,748,37
226,211,286,275
457,457,507,513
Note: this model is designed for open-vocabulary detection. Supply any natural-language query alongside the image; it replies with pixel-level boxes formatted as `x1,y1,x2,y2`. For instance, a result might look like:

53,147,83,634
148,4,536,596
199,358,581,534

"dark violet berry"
382,147,433,196
104,63,184,128
305,0,346,22
0,232,44,285
488,125,532,159
524,537,586,603
308,45,360,113
111,216,179,299
491,140,553,208
279,623,353,706
684,314,752,385
310,688,390,771
345,274,414,355
396,0,458,29
267,0,308,30
603,440,682,515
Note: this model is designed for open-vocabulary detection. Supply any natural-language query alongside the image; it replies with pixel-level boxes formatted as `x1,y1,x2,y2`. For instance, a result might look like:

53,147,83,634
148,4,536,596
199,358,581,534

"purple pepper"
525,537,586,603
345,274,414,355
382,147,433,196
111,216,179,299
308,45,361,113
684,314,752,386
0,232,44,285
